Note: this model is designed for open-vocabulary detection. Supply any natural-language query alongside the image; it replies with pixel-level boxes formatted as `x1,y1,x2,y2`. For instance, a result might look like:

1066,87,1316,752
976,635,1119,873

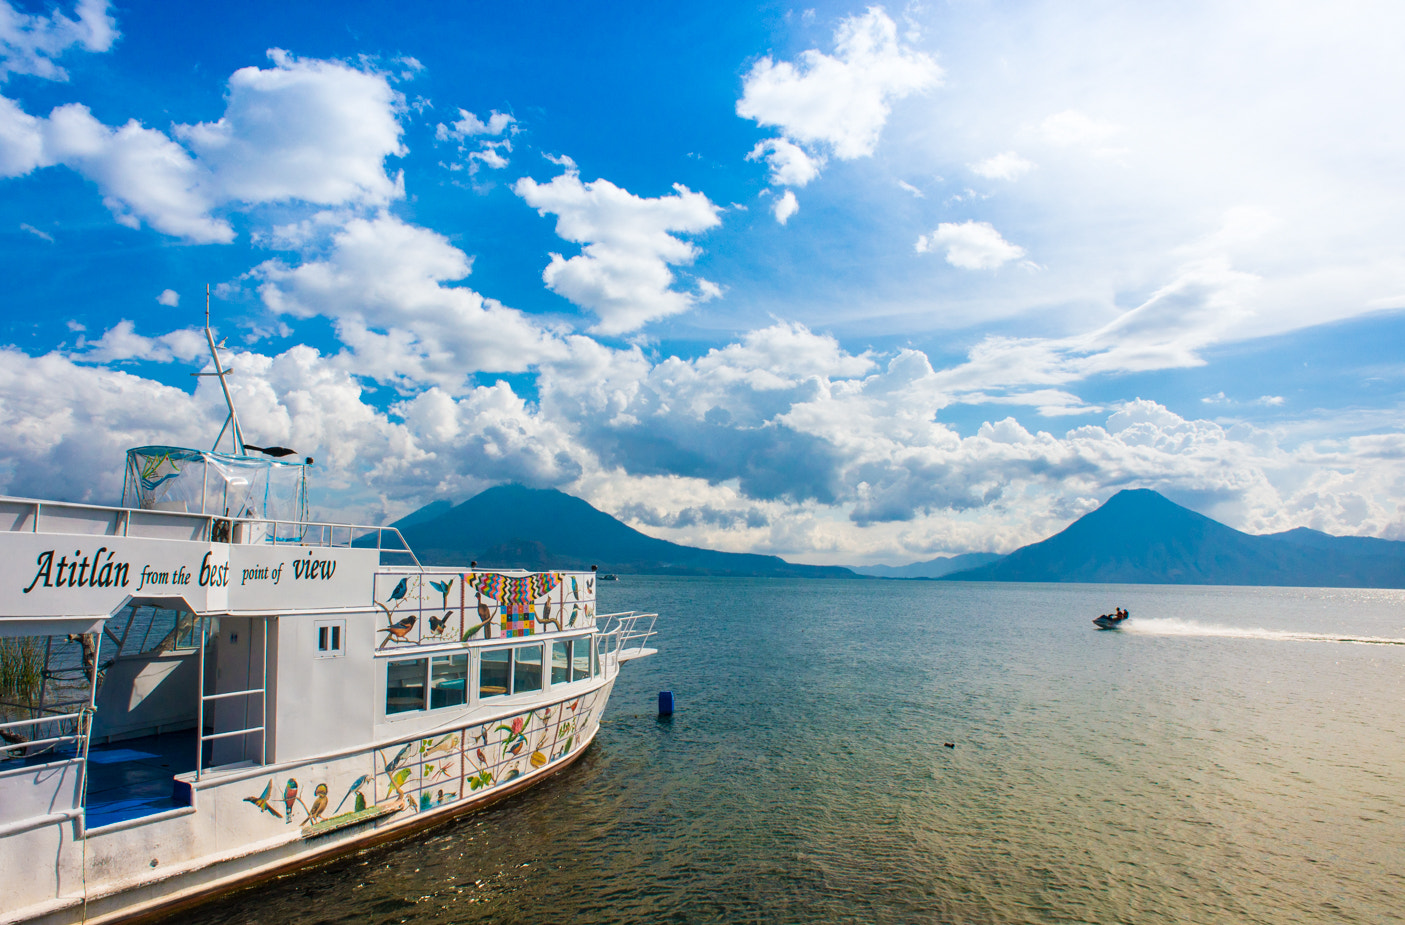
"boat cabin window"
573,637,592,681
514,644,543,694
477,644,545,698
430,654,468,708
386,657,427,714
479,648,510,698
315,619,345,658
551,641,569,685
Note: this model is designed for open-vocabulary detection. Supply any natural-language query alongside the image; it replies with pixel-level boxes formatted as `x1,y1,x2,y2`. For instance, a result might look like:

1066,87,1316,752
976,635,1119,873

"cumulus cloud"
254,212,567,391
513,165,722,334
436,108,515,139
916,220,1026,269
74,319,205,364
175,49,406,207
0,50,405,241
157,289,179,307
39,101,232,241
746,137,824,187
737,7,941,161
969,151,1033,180
2,312,1401,565
0,0,116,82
435,107,515,173
772,189,799,224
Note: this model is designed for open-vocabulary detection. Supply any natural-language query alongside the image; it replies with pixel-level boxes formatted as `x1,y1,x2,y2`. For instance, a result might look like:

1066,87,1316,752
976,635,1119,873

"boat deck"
84,730,197,829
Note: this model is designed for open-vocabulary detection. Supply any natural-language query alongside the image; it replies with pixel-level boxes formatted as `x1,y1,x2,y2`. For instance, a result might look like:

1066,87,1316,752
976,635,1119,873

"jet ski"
1093,609,1129,630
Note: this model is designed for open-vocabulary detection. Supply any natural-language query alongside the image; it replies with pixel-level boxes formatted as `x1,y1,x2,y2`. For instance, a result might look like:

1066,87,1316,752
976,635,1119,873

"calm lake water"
173,579,1405,924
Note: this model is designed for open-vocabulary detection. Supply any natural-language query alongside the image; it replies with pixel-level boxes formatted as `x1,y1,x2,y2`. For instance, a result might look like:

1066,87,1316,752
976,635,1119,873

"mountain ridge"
944,489,1405,586
391,484,859,578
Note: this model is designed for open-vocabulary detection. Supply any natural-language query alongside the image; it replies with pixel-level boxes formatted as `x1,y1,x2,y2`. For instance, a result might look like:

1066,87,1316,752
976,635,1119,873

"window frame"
315,619,346,658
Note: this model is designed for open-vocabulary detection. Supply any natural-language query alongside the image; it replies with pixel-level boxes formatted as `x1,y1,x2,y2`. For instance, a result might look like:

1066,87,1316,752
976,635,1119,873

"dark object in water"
658,691,674,716
1093,608,1130,630
944,742,955,748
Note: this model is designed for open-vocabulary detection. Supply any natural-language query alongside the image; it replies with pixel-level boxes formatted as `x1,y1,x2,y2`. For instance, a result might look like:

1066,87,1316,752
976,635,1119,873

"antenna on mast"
192,284,246,455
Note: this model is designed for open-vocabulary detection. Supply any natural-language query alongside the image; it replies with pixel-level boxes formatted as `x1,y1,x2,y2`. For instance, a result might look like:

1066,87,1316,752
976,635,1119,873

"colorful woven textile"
467,572,561,638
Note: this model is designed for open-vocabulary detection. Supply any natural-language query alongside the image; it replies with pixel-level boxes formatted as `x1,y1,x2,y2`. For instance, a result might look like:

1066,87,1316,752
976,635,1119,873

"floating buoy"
658,691,674,716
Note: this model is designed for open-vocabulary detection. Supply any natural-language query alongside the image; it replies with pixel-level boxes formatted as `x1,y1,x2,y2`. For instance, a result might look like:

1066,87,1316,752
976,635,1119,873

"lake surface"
175,579,1405,924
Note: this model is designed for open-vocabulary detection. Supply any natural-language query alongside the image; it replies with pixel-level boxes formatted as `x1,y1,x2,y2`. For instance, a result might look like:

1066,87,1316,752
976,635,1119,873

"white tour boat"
0,314,657,924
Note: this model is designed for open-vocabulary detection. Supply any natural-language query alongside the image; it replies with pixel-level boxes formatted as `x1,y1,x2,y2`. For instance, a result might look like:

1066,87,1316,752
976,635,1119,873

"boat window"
315,619,345,658
430,653,468,708
514,644,543,694
479,647,510,698
595,635,606,676
572,637,591,681
386,658,427,714
551,641,570,686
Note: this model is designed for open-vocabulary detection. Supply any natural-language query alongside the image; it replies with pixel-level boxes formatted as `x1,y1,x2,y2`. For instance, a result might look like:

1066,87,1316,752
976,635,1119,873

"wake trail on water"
1123,617,1405,646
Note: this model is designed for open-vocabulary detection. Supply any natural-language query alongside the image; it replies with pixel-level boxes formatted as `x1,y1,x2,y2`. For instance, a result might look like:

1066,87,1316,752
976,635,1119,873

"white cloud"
73,319,205,364
0,0,116,82
969,151,1034,180
746,137,824,187
254,212,566,391
772,189,799,224
40,102,233,242
513,166,722,335
0,94,44,174
0,50,406,241
916,220,1025,269
157,288,179,307
737,7,941,161
19,221,52,242
436,108,515,140
175,49,405,208
436,107,515,173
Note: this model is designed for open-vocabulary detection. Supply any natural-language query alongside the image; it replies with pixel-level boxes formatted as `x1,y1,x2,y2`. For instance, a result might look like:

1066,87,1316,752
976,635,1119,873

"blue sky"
2,0,1403,565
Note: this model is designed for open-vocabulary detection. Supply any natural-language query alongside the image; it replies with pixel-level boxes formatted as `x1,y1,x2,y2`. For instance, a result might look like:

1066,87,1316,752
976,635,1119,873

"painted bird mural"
376,573,410,615
305,783,328,824
460,593,496,641
244,780,283,819
571,576,579,599
384,741,416,777
377,615,416,648
334,774,371,815
428,612,451,635
282,779,299,823
429,578,454,609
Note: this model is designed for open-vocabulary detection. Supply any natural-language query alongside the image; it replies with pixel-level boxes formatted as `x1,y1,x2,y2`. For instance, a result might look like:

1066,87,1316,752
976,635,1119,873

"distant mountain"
392,484,859,579
850,552,1003,579
945,489,1405,587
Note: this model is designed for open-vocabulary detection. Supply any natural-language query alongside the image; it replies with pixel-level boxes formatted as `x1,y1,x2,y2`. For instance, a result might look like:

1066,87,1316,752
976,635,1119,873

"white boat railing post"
196,615,206,781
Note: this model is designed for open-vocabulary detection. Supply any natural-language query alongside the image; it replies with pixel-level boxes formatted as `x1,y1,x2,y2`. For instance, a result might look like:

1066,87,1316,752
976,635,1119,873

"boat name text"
22,547,129,593
20,547,233,593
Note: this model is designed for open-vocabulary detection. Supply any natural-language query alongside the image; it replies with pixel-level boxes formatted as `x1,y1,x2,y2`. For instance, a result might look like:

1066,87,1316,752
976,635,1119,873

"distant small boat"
600,574,619,581
1093,609,1129,630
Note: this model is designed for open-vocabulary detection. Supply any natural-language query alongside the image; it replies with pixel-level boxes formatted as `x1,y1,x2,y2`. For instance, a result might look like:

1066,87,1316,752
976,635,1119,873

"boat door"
198,614,271,774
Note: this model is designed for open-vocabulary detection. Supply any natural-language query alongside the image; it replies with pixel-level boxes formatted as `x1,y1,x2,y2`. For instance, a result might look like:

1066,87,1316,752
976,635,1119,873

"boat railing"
0,710,87,756
0,496,421,566
595,611,659,670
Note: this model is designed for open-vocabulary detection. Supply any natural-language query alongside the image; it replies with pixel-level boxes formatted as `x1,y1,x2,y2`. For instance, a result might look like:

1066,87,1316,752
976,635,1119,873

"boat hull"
5,679,616,925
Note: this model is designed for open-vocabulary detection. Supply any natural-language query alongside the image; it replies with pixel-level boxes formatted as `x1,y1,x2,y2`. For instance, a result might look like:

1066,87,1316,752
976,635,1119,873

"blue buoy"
658,691,674,716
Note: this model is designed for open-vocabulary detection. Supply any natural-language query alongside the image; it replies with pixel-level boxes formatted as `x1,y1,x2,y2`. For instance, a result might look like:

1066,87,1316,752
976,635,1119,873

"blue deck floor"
83,730,197,829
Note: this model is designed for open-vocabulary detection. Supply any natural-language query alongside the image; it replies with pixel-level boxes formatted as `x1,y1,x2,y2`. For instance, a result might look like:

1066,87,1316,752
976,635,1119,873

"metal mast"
197,284,246,455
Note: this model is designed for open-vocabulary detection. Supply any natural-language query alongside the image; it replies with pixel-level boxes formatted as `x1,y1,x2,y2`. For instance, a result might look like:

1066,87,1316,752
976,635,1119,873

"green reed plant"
0,636,44,706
